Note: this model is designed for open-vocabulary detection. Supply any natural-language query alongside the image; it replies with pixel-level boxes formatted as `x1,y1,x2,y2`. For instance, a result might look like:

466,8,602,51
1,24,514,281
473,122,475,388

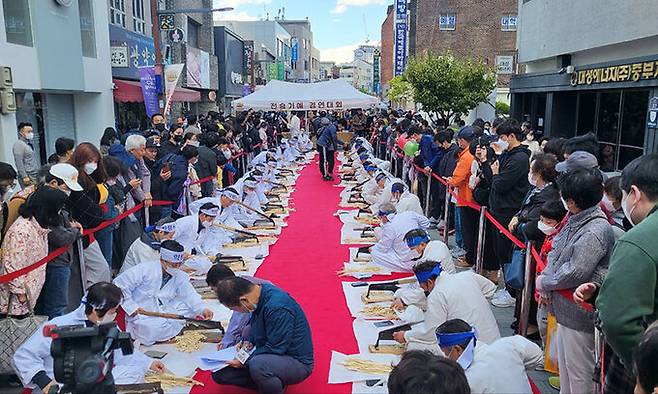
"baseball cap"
457,126,475,141
146,137,160,149
49,163,83,191
555,150,599,173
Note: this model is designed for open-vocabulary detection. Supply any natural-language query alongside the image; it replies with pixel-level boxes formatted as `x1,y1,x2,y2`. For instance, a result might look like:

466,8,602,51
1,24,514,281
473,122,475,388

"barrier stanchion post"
442,185,451,245
144,204,150,227
185,186,192,216
390,150,396,175
424,169,432,217
77,238,87,290
594,328,604,394
518,241,536,337
475,206,487,275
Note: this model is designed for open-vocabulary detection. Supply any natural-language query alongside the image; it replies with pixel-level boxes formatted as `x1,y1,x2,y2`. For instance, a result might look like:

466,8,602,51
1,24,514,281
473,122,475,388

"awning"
113,79,201,103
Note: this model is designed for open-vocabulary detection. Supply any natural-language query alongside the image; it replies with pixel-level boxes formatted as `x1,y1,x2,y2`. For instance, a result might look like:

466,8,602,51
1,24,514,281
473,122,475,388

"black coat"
513,183,560,242
195,146,218,179
484,145,531,217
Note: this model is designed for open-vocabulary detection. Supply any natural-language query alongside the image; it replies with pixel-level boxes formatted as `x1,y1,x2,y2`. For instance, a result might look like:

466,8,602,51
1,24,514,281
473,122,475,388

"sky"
212,0,388,64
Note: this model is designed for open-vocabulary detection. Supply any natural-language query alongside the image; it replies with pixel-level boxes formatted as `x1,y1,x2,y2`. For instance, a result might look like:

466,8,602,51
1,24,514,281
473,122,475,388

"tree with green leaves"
387,76,415,108
403,52,496,123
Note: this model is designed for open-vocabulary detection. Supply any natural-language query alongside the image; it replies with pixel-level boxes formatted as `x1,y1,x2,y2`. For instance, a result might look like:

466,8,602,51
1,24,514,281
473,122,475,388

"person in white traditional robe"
437,319,543,394
404,228,454,273
113,240,214,345
298,131,313,151
391,261,500,354
173,202,225,273
13,282,164,392
234,177,267,227
390,182,424,215
120,217,176,274
368,203,430,272
363,172,388,206
288,112,301,137
250,150,269,168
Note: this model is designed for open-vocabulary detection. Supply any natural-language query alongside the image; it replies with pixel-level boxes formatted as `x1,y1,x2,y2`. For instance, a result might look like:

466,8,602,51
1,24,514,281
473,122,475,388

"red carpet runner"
192,157,361,393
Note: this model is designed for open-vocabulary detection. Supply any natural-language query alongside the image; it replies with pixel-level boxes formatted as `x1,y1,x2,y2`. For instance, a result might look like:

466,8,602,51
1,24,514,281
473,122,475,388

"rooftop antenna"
362,13,370,43
282,7,286,20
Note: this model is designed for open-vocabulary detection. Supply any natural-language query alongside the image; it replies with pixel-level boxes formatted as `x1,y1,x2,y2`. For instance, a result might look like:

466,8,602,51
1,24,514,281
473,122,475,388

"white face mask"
528,172,537,187
25,132,34,140
496,139,509,152
602,194,616,212
97,311,117,325
189,140,200,147
84,162,98,175
538,221,557,236
202,220,213,228
621,190,638,227
561,197,570,212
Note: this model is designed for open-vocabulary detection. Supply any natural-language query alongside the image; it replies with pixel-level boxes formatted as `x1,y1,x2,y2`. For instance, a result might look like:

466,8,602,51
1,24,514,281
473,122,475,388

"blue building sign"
109,25,156,80
395,0,407,20
291,38,299,63
394,22,407,76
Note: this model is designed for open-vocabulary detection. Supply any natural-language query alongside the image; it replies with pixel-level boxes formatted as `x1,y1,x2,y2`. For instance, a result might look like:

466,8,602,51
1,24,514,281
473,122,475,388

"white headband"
200,207,219,216
160,247,184,263
155,222,176,233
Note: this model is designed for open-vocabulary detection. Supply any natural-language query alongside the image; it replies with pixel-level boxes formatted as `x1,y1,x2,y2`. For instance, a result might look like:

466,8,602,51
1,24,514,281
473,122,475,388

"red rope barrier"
0,199,174,284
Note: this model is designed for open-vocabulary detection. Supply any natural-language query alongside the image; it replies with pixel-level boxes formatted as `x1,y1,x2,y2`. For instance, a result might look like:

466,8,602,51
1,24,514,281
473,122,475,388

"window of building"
438,13,456,31
304,60,309,71
576,92,597,135
78,0,96,58
501,15,517,31
109,0,126,28
186,18,199,48
132,0,146,35
2,0,33,46
618,90,649,169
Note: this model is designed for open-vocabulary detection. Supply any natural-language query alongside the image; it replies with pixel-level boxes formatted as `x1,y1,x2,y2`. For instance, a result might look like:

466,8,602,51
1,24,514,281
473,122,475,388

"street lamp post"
149,4,234,112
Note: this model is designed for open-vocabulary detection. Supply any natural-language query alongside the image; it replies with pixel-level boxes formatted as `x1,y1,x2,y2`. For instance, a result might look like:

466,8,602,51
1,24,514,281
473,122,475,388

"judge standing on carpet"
316,117,339,181
212,277,314,394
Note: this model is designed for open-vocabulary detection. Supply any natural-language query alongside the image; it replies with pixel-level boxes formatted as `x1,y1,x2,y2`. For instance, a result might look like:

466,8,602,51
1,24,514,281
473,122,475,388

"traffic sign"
159,14,175,30
168,28,185,43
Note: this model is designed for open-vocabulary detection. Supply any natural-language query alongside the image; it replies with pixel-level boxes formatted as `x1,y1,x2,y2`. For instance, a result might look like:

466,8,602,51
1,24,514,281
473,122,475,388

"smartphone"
162,163,171,173
374,320,394,328
350,282,368,287
144,350,167,359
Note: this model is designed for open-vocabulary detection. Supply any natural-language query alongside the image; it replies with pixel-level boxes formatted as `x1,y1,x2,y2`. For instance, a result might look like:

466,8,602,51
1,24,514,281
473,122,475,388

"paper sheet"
341,223,377,245
352,318,411,354
341,262,391,278
328,351,399,384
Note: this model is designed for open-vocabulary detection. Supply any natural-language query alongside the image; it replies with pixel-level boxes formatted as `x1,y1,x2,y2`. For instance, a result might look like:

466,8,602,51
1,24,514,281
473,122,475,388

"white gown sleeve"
12,323,52,387
113,266,145,316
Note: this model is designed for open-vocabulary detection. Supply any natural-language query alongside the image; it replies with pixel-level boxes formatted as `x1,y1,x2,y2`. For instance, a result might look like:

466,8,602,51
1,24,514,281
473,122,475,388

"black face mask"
154,123,166,132
173,134,183,142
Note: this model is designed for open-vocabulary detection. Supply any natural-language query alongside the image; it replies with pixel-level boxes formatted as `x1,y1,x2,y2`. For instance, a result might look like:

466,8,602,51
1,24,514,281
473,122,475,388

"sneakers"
491,289,516,308
429,217,440,225
436,219,447,230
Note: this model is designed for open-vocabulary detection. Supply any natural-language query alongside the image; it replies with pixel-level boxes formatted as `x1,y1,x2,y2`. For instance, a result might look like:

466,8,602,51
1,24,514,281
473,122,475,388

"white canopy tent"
232,79,380,112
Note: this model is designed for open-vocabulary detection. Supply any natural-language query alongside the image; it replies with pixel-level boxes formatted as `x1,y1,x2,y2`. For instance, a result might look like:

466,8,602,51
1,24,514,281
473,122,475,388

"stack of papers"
198,346,238,372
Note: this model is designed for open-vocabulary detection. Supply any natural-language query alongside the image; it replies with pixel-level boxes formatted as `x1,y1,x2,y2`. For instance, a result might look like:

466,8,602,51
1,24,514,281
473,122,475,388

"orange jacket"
448,148,475,206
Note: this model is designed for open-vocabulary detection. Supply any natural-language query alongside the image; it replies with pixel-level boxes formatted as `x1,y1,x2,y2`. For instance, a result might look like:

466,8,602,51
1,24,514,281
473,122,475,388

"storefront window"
3,0,33,46
620,90,649,147
577,92,597,135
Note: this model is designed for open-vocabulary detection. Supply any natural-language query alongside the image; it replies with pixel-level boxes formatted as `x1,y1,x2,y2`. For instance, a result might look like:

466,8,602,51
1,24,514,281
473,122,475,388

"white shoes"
491,289,516,308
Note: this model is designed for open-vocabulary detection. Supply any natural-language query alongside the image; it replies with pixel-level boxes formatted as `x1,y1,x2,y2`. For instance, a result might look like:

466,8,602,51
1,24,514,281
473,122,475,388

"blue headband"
436,329,477,347
406,234,430,248
364,165,377,172
415,263,442,283
391,183,405,194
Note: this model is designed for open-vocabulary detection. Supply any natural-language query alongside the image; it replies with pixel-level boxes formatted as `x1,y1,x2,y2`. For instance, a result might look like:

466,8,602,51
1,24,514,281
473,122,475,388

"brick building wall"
412,0,518,88
380,5,394,91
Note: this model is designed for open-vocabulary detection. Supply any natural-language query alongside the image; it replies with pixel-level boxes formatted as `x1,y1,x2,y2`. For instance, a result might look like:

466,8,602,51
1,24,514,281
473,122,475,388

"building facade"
213,26,246,111
410,0,518,103
339,59,374,93
215,20,291,85
380,5,394,96
0,0,114,165
511,0,658,171
278,19,317,82
319,61,338,80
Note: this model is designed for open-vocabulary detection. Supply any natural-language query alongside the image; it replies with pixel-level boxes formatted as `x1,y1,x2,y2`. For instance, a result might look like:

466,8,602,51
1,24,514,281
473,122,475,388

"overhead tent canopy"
232,79,380,111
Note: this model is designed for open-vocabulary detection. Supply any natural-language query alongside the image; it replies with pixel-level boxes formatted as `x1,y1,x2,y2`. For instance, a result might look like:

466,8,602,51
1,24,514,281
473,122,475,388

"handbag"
0,287,48,374
503,247,526,290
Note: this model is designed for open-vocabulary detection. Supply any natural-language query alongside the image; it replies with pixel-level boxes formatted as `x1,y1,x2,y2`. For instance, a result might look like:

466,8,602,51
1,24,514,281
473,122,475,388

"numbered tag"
236,347,254,364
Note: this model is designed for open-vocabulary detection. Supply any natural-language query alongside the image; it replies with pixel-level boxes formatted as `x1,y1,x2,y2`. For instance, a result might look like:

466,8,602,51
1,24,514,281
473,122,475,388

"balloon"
403,140,419,157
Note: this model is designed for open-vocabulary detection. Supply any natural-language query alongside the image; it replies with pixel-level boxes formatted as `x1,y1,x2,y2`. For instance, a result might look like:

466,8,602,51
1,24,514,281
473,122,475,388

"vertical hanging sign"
394,0,408,76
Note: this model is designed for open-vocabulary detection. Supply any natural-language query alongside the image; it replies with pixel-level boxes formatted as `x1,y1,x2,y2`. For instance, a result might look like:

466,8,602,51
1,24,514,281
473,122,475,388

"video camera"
45,322,133,394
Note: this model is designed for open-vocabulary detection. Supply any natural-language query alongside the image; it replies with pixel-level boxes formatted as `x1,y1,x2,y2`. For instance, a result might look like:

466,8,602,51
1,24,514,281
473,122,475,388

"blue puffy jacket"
156,153,189,202
316,123,339,150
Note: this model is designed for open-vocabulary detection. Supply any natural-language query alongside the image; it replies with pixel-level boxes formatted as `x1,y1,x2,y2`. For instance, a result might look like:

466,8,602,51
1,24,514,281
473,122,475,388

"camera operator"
13,282,164,393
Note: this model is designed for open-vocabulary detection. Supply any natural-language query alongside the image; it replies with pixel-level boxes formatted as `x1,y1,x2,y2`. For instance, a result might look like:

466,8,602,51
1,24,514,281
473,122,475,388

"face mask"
241,300,256,313
25,132,34,140
621,191,637,227
84,162,98,175
155,123,166,132
561,197,570,212
528,172,537,187
164,263,180,275
173,134,183,142
97,311,117,325
408,249,421,259
189,140,200,147
538,221,557,236
602,194,616,212
496,140,509,152
202,220,213,228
